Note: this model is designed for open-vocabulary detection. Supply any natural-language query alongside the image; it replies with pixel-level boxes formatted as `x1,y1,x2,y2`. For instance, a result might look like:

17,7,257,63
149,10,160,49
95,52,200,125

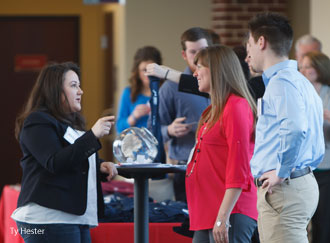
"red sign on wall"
15,55,48,72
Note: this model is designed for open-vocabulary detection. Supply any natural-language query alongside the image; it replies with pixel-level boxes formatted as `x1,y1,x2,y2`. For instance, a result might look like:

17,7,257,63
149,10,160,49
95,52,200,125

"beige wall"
103,0,212,151
103,3,126,118
287,0,310,58
310,0,330,57
287,0,330,58
121,0,212,95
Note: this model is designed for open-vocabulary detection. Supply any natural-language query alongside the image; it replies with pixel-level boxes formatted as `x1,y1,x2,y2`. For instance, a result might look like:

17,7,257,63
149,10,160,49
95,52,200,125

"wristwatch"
216,220,231,228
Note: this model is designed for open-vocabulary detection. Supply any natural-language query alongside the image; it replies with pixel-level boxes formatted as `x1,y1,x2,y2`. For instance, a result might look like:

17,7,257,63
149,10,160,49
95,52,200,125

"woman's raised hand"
91,116,115,138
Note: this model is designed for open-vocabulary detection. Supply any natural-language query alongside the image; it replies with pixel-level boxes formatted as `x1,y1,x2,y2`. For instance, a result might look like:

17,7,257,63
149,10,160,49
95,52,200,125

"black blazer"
17,110,106,217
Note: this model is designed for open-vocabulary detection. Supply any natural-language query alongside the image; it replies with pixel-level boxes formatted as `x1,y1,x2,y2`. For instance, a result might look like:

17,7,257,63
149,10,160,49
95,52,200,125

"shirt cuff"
226,182,250,191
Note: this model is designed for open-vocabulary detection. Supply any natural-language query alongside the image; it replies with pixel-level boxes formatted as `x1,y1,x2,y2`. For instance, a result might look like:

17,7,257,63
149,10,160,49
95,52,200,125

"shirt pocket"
257,98,276,132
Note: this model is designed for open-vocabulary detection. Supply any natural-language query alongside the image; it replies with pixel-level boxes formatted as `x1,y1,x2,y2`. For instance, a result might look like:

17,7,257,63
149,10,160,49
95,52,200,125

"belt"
254,167,312,187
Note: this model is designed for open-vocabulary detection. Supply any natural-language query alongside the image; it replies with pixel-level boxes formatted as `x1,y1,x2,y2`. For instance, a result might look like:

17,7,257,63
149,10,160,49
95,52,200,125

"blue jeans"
16,221,91,243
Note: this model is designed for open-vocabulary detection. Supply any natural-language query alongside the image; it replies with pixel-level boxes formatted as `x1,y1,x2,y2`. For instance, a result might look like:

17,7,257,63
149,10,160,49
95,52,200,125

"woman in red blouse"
186,45,258,243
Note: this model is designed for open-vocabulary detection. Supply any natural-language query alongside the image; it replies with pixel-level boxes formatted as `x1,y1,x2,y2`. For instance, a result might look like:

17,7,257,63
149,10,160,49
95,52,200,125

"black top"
178,74,209,98
247,76,265,102
17,111,107,217
178,74,265,102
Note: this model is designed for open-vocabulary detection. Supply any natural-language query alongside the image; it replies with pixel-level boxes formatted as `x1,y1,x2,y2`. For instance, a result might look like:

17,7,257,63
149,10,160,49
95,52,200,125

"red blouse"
186,94,258,230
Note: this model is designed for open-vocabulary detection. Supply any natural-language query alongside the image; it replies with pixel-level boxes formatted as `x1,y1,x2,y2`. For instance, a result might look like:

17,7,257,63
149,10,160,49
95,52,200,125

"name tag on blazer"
63,126,84,144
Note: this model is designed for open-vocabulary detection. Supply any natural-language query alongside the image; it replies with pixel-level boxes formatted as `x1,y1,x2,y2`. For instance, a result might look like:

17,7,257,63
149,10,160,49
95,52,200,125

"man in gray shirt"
158,27,211,201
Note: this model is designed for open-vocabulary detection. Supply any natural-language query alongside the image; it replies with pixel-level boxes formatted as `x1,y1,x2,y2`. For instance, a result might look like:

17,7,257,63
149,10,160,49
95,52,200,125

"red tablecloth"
0,185,191,243
0,185,22,243
91,222,191,243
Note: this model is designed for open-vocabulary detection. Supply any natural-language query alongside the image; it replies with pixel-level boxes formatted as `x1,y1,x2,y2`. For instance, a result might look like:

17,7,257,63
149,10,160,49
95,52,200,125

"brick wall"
212,0,288,47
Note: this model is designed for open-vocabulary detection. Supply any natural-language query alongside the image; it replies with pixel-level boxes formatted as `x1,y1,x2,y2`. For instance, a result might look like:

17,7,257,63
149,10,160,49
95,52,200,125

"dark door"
0,16,79,192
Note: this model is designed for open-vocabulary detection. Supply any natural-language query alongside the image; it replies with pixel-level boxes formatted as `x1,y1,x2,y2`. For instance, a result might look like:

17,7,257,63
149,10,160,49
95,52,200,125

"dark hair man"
247,12,325,243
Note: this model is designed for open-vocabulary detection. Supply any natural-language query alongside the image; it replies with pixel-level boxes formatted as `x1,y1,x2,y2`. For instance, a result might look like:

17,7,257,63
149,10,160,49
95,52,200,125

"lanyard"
149,75,166,164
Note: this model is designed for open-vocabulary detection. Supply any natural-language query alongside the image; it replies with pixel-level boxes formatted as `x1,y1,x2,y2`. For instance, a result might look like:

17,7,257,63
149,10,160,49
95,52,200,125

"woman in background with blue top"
116,46,162,133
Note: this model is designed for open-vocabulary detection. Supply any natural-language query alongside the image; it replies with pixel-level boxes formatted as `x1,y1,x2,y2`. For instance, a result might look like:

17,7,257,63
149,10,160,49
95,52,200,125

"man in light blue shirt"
247,13,325,243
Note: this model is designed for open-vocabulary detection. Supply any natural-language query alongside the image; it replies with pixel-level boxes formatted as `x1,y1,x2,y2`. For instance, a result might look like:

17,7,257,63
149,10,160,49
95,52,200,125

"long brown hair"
194,45,257,135
15,62,85,139
130,46,162,102
304,51,330,86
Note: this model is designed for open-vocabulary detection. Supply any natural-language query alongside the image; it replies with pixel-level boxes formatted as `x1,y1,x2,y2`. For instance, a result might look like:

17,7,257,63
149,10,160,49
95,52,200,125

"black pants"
174,161,187,202
192,214,257,243
174,173,186,202
312,170,330,243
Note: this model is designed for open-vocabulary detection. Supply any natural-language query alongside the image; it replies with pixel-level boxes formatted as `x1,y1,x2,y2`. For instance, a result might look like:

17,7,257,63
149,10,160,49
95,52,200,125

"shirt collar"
262,60,298,87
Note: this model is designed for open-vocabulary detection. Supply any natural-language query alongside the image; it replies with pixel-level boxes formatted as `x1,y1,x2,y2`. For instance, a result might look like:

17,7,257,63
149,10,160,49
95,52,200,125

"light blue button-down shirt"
250,60,325,178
